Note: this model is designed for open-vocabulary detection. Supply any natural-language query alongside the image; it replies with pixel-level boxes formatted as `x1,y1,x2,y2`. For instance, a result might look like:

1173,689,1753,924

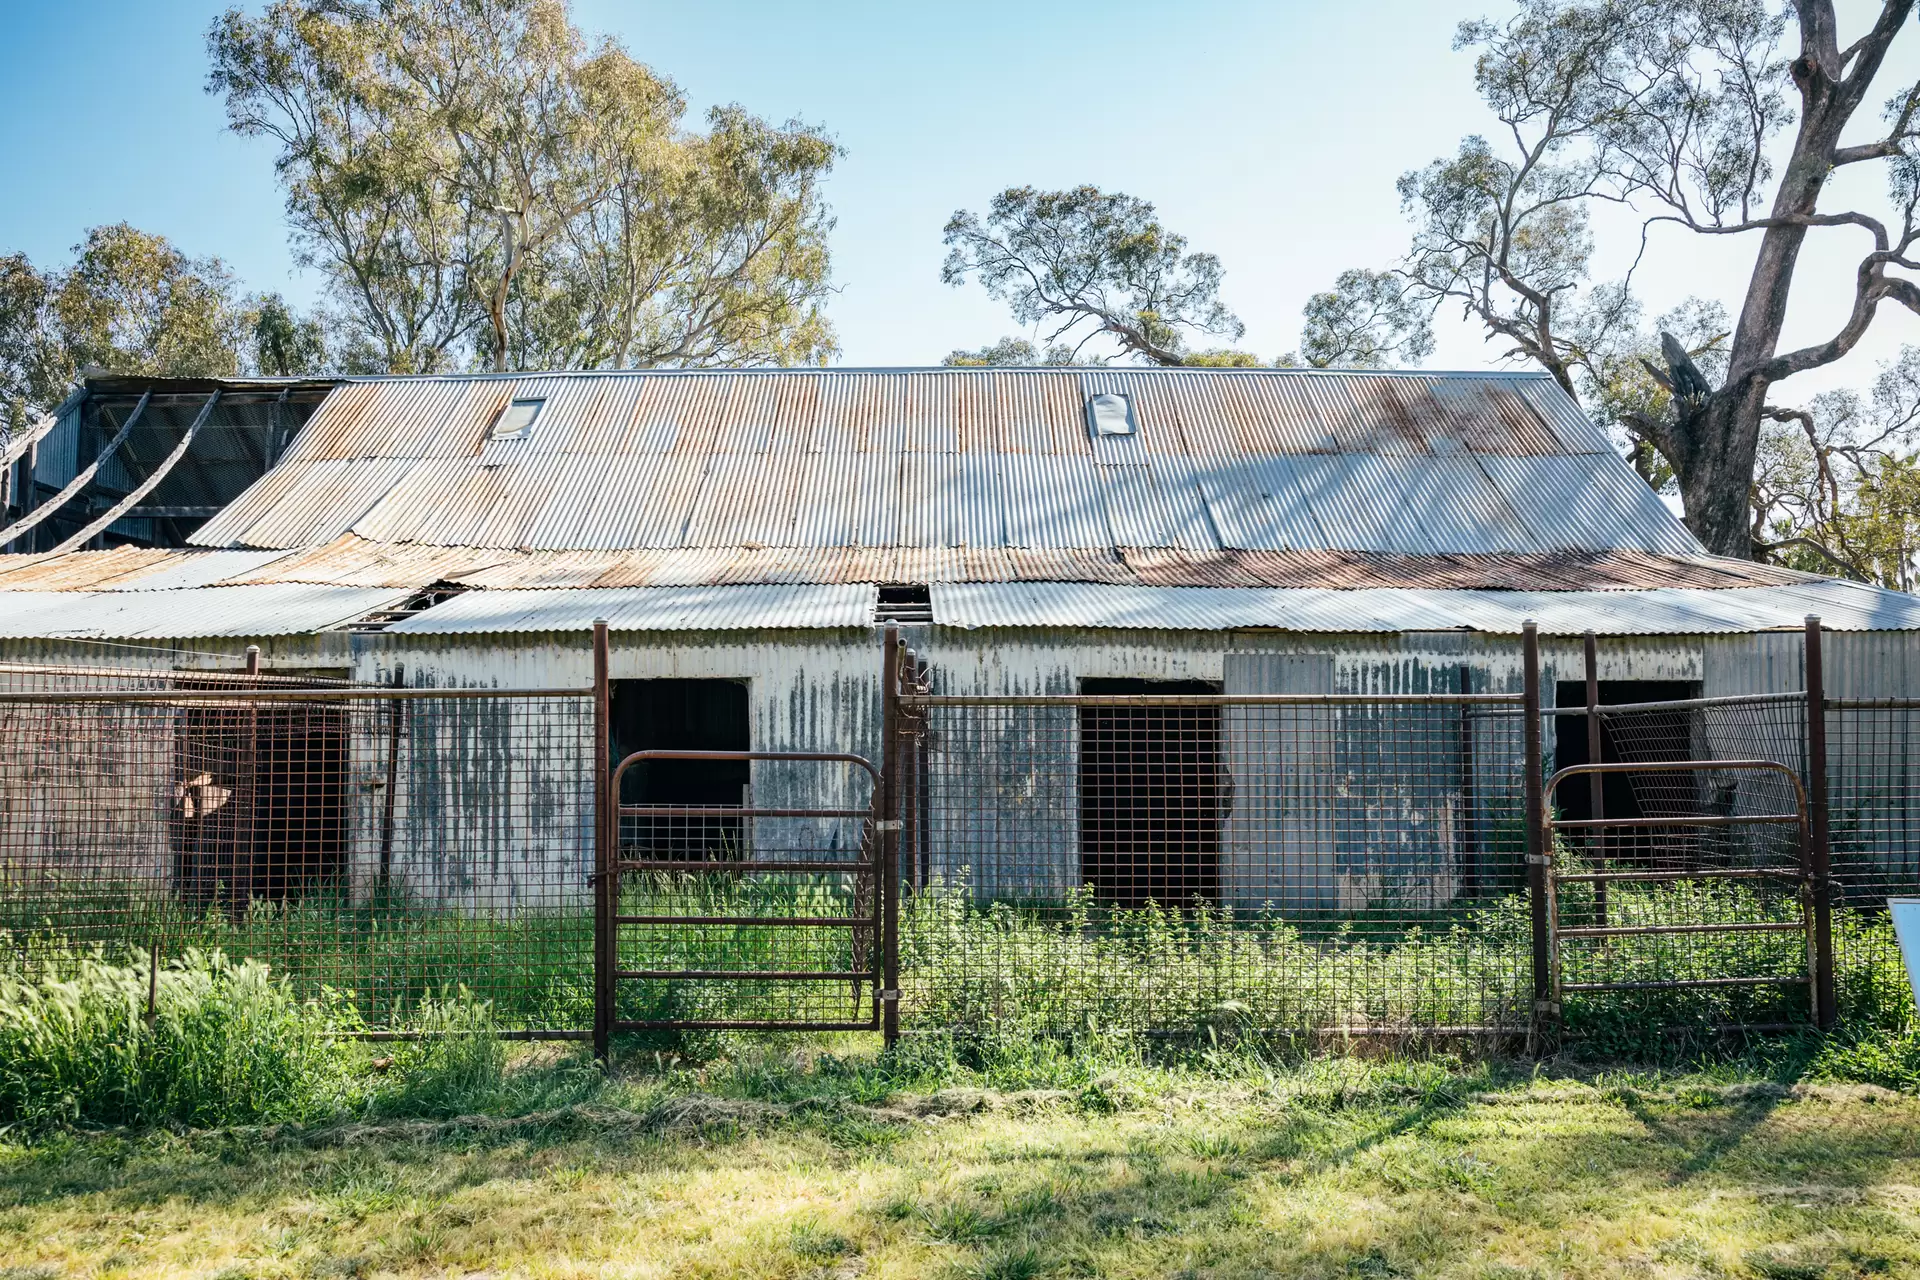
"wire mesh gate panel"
1546,759,1818,1031
1829,697,1920,1004
601,749,884,1033
0,670,597,1036
892,689,1537,1036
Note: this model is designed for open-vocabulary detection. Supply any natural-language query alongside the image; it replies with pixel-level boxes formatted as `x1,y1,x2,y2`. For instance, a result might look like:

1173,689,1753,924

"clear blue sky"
0,0,1912,394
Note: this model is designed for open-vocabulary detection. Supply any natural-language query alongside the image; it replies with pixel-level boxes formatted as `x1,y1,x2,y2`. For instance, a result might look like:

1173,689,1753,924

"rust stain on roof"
182,368,1694,557
0,537,1817,594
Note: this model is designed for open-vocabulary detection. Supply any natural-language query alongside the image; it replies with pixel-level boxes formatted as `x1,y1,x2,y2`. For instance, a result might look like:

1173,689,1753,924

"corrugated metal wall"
6,624,1913,912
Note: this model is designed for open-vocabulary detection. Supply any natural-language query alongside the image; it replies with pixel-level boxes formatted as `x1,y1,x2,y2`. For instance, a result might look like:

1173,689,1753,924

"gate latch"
874,819,902,832
878,988,900,1002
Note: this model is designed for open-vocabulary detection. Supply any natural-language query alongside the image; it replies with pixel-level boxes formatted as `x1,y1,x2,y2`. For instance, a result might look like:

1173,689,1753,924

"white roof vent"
1086,392,1135,438
490,397,545,441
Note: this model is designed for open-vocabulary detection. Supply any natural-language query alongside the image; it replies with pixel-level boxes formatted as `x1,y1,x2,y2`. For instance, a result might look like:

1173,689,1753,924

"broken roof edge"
79,373,343,399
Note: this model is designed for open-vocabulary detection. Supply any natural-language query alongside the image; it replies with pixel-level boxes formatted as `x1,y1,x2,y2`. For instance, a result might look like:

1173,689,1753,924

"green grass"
1,942,1920,1274
0,880,597,1032
3,1043,1920,1278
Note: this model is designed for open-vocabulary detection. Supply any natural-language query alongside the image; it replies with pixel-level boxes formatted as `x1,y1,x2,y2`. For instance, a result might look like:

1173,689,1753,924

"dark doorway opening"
172,705,348,907
1553,680,1697,823
611,679,751,860
1079,678,1223,909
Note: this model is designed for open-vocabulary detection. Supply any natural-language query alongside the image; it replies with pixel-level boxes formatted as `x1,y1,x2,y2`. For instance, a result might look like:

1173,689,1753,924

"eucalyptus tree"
941,185,1246,365
208,0,839,374
1294,268,1436,368
51,224,249,381
0,226,335,443
943,337,1044,366
1325,0,1920,558
1752,343,1920,586
0,253,59,439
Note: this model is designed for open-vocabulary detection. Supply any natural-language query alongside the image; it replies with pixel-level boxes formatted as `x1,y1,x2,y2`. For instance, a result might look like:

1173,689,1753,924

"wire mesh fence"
1829,699,1920,1011
0,637,1915,1046
0,671,596,1036
894,692,1537,1036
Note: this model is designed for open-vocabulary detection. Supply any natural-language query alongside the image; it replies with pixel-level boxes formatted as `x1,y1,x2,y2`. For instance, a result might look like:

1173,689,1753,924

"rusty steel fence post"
879,624,903,1047
378,665,404,887
1457,663,1478,899
1805,615,1836,1030
1522,621,1555,1049
1584,631,1607,928
592,619,613,1061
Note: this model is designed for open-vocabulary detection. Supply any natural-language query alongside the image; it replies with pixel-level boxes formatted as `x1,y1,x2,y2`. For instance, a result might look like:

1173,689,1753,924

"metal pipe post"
244,645,260,677
1522,621,1555,1048
879,625,902,1047
1457,663,1478,898
1584,631,1607,927
592,620,613,1060
1805,615,1835,1029
378,665,404,886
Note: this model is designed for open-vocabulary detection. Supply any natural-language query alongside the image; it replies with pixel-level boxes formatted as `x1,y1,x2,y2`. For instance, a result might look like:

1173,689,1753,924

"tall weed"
0,946,356,1129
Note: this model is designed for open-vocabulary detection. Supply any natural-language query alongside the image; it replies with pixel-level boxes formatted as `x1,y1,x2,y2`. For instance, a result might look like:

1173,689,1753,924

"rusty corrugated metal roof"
0,538,1819,594
184,368,1704,557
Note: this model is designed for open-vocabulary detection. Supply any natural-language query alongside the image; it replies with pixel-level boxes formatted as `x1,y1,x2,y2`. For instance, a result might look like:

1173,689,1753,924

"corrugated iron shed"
185,368,1705,558
930,580,1920,635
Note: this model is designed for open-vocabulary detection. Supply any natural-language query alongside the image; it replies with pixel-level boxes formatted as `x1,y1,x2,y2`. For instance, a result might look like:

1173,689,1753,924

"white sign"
1889,898,1920,1011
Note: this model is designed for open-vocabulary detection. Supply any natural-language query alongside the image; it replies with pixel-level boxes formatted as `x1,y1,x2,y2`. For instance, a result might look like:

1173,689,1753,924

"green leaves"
0,947,357,1130
941,185,1244,367
50,224,244,381
0,225,340,441
206,0,839,373
1295,269,1435,370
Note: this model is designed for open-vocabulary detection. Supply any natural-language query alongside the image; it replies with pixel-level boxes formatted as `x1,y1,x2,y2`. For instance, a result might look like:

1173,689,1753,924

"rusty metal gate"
1546,759,1825,1033
593,747,893,1048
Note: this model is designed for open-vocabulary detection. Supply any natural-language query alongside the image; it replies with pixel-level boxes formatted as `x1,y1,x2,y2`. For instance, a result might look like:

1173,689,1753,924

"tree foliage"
0,226,335,441
1293,268,1435,368
0,252,60,441
941,185,1244,366
1319,0,1920,560
940,336,1088,367
1753,344,1920,588
207,0,839,373
49,224,249,381
251,293,331,377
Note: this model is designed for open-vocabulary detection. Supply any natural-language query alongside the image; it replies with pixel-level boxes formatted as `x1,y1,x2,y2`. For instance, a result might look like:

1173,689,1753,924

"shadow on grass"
4,1055,1920,1280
